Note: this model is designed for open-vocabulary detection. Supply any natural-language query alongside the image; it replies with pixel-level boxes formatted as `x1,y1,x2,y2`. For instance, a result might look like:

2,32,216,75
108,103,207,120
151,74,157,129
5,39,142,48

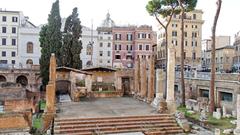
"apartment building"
233,31,240,69
112,25,156,68
157,10,204,69
0,10,40,68
204,46,235,72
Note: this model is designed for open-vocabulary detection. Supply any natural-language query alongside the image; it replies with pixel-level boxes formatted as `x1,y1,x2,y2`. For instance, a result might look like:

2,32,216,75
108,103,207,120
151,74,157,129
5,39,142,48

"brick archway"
0,75,6,82
16,75,28,86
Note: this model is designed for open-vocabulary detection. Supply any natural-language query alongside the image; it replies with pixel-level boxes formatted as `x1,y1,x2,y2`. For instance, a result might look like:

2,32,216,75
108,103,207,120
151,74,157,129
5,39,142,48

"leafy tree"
177,0,197,106
61,7,82,69
146,0,179,97
39,0,62,86
210,0,222,113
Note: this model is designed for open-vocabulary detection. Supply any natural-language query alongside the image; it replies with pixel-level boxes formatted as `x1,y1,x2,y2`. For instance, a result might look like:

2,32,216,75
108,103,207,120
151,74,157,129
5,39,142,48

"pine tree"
39,0,62,86
61,7,82,69
39,25,50,86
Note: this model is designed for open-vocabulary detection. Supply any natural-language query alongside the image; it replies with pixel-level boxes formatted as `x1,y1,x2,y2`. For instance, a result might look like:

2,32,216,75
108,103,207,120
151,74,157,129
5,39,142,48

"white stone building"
0,10,40,68
80,26,98,68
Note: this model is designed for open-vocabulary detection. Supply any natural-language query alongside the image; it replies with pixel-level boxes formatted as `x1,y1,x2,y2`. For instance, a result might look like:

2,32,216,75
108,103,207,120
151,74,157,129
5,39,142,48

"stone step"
55,123,181,134
54,117,175,126
55,120,177,130
55,127,182,135
55,114,172,122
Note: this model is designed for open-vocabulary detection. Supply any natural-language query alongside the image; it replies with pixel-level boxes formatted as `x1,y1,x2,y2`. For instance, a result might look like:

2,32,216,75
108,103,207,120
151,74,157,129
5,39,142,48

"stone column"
166,48,176,113
140,56,147,99
134,56,140,94
46,53,57,113
147,55,155,102
234,94,240,135
46,84,54,113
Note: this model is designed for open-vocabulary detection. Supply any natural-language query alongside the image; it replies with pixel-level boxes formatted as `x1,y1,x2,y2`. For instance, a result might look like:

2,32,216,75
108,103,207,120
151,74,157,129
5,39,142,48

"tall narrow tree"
39,25,50,86
177,0,197,106
210,0,222,113
146,0,178,97
61,7,82,69
39,0,62,86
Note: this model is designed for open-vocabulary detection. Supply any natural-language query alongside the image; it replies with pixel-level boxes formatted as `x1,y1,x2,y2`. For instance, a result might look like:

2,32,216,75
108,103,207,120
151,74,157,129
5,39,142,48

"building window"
115,34,121,40
195,41,197,47
139,45,142,50
130,45,133,50
2,51,6,57
184,52,186,59
27,42,33,53
115,44,118,50
185,41,188,46
185,25,188,28
12,60,15,64
220,92,233,102
115,55,121,59
26,59,33,64
192,52,196,60
148,34,151,39
192,41,194,46
100,42,103,47
172,31,177,37
108,51,111,56
193,14,196,20
108,37,111,40
11,51,16,57
107,43,111,47
126,45,129,50
172,40,177,46
12,39,16,46
146,45,149,51
127,34,133,41
86,45,92,55
2,27,6,33
12,27,16,33
184,32,187,37
119,44,121,50
12,17,18,22
2,16,6,22
99,36,103,40
2,38,6,45
107,60,110,63
99,51,103,56
0,60,7,64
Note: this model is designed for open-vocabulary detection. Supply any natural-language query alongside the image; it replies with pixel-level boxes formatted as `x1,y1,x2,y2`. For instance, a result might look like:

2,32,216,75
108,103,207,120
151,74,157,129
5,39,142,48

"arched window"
26,59,33,65
16,75,28,86
27,42,33,53
0,75,6,82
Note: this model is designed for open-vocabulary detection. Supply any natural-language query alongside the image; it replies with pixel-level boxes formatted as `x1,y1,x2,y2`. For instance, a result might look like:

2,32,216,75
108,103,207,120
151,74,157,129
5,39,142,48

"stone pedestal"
215,128,221,135
166,48,176,114
222,106,226,118
234,94,240,135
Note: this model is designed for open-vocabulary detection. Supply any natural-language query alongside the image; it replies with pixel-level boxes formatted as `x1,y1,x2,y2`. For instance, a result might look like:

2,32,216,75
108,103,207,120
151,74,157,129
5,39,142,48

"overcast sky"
1,0,239,42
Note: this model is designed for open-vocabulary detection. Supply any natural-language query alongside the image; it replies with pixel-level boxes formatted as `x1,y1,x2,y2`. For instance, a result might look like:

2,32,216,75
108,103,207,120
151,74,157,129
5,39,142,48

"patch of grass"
39,100,46,111
177,106,236,132
33,116,42,129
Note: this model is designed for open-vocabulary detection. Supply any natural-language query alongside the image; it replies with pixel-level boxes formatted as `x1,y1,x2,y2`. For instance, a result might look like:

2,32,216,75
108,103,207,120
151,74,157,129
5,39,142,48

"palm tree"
146,0,178,97
210,0,222,113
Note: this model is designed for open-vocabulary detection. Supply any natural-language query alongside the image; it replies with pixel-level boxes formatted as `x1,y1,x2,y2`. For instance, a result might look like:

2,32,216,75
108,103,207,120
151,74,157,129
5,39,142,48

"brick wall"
4,99,35,113
0,112,31,130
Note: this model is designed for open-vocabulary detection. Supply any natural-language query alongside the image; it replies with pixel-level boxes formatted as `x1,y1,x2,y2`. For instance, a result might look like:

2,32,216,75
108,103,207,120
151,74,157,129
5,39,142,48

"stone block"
223,129,233,135
215,128,221,135
213,111,221,120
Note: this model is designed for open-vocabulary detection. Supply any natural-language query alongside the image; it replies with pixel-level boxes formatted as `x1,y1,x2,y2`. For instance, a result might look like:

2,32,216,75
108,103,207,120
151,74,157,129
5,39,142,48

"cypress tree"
61,7,82,69
39,0,62,86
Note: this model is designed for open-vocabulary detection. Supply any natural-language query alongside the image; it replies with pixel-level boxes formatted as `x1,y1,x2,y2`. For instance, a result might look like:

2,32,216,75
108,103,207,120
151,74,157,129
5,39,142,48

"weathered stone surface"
223,129,233,135
223,106,227,118
234,94,240,135
134,57,140,94
147,55,155,102
166,48,176,114
140,57,147,98
215,128,221,135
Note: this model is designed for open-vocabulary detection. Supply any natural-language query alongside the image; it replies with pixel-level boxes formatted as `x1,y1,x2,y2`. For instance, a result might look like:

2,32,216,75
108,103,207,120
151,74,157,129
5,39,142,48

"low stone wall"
93,91,123,98
4,99,35,113
0,111,31,131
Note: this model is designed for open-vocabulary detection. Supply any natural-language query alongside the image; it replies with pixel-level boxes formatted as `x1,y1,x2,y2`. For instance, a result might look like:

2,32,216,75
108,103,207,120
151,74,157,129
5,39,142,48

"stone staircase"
54,114,183,135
